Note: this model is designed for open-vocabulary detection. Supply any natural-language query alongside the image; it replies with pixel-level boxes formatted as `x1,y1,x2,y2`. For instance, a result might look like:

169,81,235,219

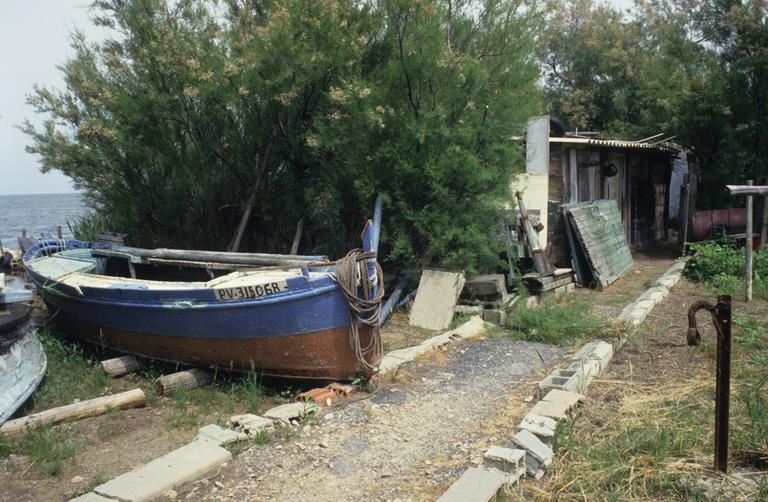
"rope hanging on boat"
333,249,384,374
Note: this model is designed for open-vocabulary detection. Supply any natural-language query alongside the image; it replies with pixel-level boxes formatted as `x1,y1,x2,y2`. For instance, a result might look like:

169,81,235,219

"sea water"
0,193,85,250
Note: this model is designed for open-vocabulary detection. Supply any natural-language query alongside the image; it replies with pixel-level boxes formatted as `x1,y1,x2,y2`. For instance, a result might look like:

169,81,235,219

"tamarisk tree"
23,0,542,272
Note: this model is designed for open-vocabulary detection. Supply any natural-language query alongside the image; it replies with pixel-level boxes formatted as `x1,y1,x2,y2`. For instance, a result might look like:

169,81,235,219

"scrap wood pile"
507,192,574,294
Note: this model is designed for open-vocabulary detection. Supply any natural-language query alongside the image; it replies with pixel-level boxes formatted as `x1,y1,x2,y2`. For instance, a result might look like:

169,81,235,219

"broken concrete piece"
195,424,247,445
511,429,553,465
517,412,558,439
454,305,484,315
482,446,526,484
263,402,319,423
437,467,508,502
481,309,507,326
539,368,582,396
530,400,571,421
541,389,585,409
230,414,275,437
523,453,546,479
409,270,466,330
93,440,231,502
571,340,614,374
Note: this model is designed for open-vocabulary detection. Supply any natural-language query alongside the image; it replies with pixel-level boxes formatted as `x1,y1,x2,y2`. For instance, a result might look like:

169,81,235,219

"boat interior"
28,248,328,290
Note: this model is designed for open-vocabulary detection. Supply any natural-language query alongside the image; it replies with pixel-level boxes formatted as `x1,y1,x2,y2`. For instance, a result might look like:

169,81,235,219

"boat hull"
47,307,372,380
0,303,47,424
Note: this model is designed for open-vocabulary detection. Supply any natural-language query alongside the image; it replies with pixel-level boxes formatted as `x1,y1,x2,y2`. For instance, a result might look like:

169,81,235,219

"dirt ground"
175,337,564,502
573,240,680,317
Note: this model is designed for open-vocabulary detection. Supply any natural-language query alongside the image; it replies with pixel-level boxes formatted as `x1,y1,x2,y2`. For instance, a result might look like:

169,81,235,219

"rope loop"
333,249,384,374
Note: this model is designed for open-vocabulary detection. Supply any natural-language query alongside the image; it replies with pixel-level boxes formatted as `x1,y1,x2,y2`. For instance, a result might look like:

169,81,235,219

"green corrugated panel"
562,200,633,289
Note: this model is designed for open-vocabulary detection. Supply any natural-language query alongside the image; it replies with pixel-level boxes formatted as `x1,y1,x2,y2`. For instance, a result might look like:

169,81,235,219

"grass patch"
34,327,110,409
0,424,86,477
504,295,605,345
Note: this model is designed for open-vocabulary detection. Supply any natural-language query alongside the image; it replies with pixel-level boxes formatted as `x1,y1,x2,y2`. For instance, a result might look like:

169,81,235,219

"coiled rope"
333,249,384,374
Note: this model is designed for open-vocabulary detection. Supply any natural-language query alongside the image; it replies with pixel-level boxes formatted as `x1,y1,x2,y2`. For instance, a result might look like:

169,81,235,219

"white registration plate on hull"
213,280,288,301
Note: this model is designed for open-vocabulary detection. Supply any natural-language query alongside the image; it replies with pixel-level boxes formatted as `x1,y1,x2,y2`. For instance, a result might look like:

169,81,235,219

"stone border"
436,259,688,500
378,315,488,375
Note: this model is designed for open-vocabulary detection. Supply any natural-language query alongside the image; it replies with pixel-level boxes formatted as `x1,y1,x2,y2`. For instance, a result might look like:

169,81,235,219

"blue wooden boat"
23,211,383,380
0,276,45,424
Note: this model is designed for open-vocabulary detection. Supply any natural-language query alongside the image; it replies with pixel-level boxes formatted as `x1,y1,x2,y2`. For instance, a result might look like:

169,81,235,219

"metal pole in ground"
746,180,753,301
714,294,732,473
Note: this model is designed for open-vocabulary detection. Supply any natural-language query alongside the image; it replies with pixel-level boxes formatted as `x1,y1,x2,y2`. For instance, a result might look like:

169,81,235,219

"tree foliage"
23,0,542,273
541,0,768,208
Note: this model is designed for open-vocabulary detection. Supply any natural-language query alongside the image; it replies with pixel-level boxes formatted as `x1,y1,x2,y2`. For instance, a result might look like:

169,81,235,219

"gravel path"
178,336,564,501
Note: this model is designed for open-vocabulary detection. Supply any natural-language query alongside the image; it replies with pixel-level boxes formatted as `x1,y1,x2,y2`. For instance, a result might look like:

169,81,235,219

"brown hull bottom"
51,314,376,381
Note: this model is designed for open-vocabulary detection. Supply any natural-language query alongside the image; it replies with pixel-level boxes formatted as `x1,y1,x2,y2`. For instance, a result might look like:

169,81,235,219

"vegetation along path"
176,336,563,501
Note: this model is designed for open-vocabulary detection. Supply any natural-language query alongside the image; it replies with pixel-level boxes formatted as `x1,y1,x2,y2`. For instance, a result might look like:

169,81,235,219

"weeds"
0,424,85,476
504,296,605,345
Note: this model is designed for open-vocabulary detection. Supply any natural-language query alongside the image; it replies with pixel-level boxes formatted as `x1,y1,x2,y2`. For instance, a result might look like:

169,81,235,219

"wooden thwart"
0,389,146,435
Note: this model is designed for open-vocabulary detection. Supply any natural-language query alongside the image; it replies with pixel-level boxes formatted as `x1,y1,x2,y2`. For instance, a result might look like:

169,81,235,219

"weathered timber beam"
726,185,768,196
0,389,146,435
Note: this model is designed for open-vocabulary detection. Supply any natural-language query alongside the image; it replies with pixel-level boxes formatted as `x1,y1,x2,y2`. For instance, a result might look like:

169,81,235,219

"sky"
0,0,634,196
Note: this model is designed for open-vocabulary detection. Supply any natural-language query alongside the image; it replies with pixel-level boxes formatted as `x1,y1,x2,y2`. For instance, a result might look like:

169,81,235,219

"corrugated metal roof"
550,136,678,153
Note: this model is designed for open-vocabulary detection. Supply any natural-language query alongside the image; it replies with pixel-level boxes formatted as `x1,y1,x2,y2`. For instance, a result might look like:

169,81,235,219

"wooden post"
0,389,145,435
746,180,753,302
154,369,213,395
56,226,63,239
101,356,139,377
761,194,768,247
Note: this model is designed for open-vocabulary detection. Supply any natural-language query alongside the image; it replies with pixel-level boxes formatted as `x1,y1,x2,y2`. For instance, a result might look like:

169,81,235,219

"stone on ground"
196,424,247,445
409,270,466,330
92,440,232,502
263,402,319,423
437,467,508,502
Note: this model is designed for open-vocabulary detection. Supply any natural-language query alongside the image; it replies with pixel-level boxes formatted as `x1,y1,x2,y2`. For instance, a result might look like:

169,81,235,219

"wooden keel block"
0,389,146,435
155,369,213,395
100,356,139,377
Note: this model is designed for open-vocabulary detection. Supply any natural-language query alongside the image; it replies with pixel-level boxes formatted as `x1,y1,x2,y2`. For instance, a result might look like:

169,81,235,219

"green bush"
684,242,768,299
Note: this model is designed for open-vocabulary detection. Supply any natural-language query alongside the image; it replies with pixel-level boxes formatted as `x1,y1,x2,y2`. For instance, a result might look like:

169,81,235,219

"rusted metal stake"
687,295,732,472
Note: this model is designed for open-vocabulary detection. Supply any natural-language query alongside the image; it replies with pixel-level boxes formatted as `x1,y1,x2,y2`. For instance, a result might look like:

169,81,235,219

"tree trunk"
154,369,213,395
228,143,272,252
0,389,145,435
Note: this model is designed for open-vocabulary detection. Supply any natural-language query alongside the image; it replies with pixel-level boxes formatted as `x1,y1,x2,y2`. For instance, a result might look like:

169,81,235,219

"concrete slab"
94,440,231,502
437,467,507,502
196,424,247,445
409,270,466,330
571,340,614,374
68,493,114,502
510,429,553,464
541,389,585,408
530,400,571,421
454,305,483,315
481,309,507,326
264,402,319,423
452,315,487,339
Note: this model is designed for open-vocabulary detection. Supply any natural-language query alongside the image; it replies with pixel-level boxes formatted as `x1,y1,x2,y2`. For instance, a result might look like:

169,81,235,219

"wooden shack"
514,116,680,267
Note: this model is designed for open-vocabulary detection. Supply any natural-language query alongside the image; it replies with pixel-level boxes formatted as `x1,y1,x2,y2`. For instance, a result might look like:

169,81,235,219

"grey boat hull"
0,303,46,424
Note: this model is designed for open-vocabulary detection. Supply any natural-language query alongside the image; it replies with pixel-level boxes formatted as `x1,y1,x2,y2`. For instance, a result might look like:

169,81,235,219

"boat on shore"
22,211,383,381
0,276,46,424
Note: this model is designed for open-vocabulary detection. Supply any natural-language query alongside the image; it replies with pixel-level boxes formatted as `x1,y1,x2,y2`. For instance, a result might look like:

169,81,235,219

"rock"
70,475,85,484
163,489,178,499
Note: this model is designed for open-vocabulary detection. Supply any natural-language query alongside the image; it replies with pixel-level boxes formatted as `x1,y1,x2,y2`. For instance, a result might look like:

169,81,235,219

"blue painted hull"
23,235,379,379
